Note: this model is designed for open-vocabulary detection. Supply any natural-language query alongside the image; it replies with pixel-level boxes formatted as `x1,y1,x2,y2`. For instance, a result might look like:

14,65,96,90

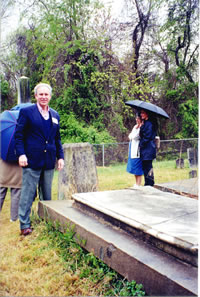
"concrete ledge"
38,200,198,296
73,199,197,267
155,178,198,199
72,187,198,267
154,185,198,199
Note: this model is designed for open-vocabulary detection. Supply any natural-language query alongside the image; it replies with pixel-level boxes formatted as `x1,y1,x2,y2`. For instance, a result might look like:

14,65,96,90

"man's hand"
19,154,28,167
57,159,64,171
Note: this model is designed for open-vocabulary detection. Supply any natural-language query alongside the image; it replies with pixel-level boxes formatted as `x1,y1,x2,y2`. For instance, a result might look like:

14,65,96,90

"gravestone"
189,170,197,178
187,148,198,168
176,158,184,168
58,143,98,200
17,76,31,103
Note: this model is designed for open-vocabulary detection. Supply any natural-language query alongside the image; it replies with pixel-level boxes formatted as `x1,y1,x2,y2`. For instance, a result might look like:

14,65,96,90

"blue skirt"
126,143,143,175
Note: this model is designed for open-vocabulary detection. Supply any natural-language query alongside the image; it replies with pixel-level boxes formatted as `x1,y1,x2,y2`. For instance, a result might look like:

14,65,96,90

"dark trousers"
0,187,21,221
142,160,154,186
19,168,54,230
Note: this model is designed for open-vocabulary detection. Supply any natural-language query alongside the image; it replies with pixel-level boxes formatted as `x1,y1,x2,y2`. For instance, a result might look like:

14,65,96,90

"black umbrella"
125,100,169,119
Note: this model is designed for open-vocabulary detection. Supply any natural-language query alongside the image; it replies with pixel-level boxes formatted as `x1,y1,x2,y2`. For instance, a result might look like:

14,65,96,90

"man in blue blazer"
15,83,64,236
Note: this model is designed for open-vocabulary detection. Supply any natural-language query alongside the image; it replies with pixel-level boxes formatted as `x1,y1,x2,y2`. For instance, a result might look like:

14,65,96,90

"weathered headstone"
176,158,184,168
187,148,198,168
58,143,98,200
17,76,31,103
189,170,197,178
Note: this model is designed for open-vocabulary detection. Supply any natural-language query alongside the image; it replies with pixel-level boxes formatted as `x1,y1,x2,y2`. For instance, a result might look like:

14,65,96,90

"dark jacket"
14,104,64,170
139,120,156,161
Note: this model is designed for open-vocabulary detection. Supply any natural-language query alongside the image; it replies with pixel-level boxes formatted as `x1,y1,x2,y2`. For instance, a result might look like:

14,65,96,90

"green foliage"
106,279,145,296
165,80,198,138
0,77,9,96
151,67,198,138
175,98,198,138
58,111,115,144
12,0,154,142
1,0,199,141
0,75,14,111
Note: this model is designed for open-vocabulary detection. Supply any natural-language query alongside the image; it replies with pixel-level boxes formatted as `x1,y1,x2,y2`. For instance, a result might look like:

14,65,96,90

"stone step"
38,197,198,296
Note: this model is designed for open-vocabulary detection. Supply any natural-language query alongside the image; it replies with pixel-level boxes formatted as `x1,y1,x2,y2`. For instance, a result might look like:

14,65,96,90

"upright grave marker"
58,143,98,200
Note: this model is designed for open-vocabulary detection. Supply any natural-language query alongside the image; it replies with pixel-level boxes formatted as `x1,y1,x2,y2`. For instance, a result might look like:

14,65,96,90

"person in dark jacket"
139,109,157,186
15,83,64,236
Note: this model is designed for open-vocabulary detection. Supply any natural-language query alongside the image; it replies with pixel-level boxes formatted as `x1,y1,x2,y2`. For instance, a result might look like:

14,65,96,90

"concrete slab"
155,178,198,199
72,187,198,255
38,200,198,296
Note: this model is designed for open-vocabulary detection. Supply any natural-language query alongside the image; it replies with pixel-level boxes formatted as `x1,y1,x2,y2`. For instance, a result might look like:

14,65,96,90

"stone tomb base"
38,186,198,296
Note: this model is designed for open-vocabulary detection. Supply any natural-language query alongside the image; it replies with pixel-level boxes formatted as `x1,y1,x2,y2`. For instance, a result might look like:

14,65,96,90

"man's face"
140,110,148,120
35,86,51,109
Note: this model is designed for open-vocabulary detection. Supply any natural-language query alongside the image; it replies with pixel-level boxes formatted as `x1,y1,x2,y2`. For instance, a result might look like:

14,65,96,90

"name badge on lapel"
52,117,58,124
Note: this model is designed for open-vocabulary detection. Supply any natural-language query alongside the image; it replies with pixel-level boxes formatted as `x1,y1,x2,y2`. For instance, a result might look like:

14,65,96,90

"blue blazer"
139,120,156,161
15,104,64,170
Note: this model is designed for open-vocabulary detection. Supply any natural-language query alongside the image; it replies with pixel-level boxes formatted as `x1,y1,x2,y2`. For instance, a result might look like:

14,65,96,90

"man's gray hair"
34,83,52,95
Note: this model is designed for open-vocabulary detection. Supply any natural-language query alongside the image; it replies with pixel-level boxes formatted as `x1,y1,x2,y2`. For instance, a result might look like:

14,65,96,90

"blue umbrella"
125,100,169,119
0,103,34,162
11,102,34,110
0,110,19,162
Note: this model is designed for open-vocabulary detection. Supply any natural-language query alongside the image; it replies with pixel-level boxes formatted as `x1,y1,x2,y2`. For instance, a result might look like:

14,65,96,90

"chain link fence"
93,138,198,168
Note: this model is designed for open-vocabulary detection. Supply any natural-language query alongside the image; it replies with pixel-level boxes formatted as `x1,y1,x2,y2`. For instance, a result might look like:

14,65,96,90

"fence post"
102,144,105,167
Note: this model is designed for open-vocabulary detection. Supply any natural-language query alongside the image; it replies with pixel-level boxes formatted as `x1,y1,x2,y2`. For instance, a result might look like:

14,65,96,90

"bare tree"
170,0,199,84
131,0,153,79
0,0,15,45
